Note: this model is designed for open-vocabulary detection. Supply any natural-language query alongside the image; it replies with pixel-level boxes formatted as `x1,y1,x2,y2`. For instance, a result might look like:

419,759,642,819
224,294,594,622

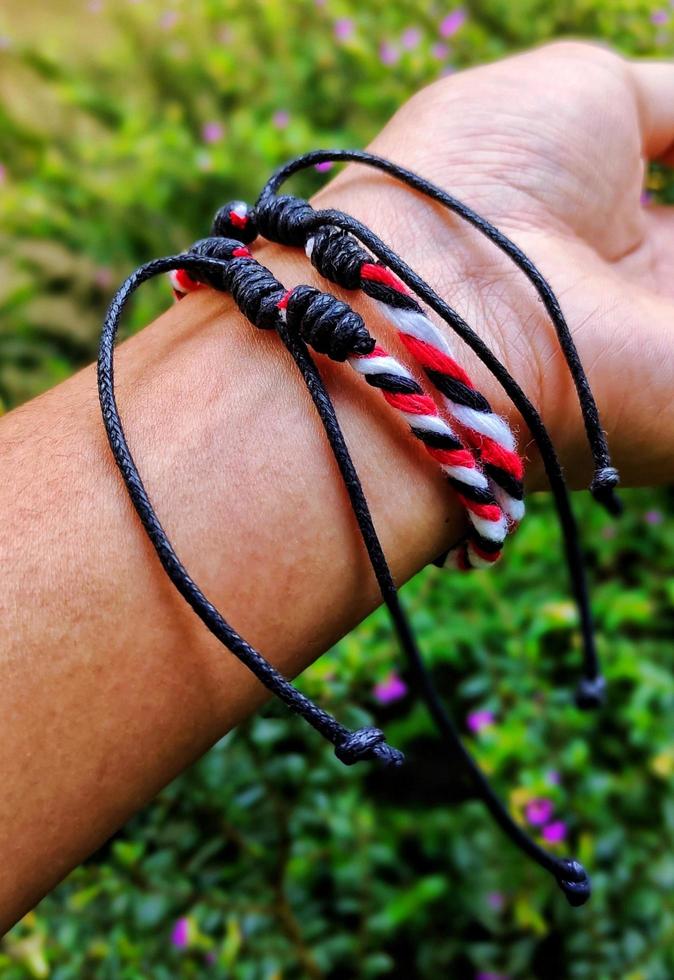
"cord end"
555,858,592,907
590,467,622,517
575,675,606,710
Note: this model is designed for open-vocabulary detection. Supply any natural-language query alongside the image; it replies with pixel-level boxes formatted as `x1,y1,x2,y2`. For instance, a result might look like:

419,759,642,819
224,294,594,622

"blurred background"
1,1,674,977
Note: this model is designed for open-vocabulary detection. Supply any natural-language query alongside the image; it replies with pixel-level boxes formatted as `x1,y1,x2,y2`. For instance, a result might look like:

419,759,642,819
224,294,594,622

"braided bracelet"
96,153,622,907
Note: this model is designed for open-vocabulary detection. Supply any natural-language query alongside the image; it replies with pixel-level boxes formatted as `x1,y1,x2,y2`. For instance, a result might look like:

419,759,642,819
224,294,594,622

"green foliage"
1,1,673,977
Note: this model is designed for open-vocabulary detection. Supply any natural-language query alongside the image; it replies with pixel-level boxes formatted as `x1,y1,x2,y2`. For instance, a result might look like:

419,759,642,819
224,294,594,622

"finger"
629,60,674,162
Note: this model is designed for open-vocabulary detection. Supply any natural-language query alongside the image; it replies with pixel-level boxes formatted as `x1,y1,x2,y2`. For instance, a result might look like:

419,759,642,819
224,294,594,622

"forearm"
0,225,463,928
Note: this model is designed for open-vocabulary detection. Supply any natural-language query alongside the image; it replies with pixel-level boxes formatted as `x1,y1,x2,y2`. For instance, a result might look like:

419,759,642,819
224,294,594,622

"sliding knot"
555,858,591,907
189,237,282,329
575,674,606,710
335,727,404,768
308,225,367,290
211,200,258,245
184,236,244,291
255,194,314,247
590,466,622,516
285,285,374,361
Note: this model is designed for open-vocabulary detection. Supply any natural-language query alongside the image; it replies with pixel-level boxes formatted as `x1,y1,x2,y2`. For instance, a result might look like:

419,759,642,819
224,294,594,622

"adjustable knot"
590,466,622,516
255,193,315,247
334,727,405,768
307,225,368,290
211,200,258,245
575,674,606,710
188,237,282,329
184,236,246,291
285,285,375,361
555,858,591,907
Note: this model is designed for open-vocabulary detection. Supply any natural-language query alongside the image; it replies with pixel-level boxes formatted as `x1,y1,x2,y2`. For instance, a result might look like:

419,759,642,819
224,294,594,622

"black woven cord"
252,187,606,710
97,251,403,770
258,148,621,517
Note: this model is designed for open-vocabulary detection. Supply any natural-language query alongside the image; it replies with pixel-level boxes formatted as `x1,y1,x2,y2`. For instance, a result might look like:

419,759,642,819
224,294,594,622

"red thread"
174,268,202,292
456,497,502,523
232,246,252,258
360,263,407,293
400,334,474,388
382,391,439,415
229,210,248,229
276,289,292,310
426,447,476,469
478,437,524,480
470,541,502,563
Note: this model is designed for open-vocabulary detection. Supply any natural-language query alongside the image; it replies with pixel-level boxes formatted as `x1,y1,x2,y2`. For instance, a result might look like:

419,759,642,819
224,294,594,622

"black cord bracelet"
96,152,619,908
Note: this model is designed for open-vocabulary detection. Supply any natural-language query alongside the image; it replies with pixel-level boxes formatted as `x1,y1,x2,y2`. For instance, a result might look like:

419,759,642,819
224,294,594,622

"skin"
0,41,673,932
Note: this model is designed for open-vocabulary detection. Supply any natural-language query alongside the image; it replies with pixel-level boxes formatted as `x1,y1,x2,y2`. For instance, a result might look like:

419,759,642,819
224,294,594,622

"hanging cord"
258,149,621,516
250,180,607,710
97,250,404,770
169,228,591,905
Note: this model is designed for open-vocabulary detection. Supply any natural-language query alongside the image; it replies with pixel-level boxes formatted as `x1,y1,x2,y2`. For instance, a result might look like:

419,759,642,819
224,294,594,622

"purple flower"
201,122,223,144
645,509,664,525
373,673,408,705
94,266,113,288
431,42,449,60
467,709,495,734
379,42,399,66
314,161,333,173
171,917,190,949
525,797,554,827
159,10,178,30
542,820,567,844
651,9,669,25
487,891,504,911
546,769,561,786
401,27,422,51
272,110,290,130
334,18,354,41
439,8,466,38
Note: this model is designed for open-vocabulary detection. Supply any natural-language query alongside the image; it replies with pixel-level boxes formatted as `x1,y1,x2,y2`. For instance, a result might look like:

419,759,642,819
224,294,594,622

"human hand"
313,41,674,491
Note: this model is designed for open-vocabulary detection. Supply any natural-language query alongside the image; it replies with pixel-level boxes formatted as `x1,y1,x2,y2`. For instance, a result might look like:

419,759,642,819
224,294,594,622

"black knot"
211,201,258,245
555,858,591,907
285,285,374,361
334,727,405,768
575,674,606,710
255,194,315,247
308,225,368,290
590,466,622,516
184,236,243,291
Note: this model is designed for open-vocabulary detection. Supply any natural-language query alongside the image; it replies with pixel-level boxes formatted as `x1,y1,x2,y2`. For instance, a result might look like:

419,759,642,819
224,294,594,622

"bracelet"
97,152,623,907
